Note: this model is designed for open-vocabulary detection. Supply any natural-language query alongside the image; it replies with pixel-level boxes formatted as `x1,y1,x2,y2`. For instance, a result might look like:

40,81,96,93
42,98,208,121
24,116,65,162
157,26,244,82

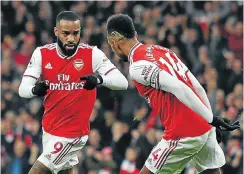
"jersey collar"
128,42,142,63
56,43,79,60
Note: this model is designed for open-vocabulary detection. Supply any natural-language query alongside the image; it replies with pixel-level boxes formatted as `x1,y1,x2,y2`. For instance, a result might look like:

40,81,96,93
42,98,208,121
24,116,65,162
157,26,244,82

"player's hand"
80,75,103,90
32,80,49,96
210,117,240,131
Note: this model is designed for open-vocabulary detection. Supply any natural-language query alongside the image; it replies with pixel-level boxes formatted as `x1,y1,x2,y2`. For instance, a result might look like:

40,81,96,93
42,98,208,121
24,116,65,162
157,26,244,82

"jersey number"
152,148,161,161
51,142,63,154
159,52,188,81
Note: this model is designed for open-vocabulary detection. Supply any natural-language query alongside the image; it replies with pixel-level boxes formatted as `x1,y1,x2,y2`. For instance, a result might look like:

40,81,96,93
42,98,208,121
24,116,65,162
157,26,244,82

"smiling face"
55,19,81,57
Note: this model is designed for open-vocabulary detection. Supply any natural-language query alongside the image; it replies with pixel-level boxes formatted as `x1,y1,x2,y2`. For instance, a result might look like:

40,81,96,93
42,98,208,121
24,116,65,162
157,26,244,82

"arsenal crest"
73,59,84,71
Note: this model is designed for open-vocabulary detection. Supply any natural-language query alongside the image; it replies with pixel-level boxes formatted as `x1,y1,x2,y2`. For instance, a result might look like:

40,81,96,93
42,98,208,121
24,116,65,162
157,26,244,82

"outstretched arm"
100,69,128,90
129,60,213,123
187,71,212,112
92,47,128,90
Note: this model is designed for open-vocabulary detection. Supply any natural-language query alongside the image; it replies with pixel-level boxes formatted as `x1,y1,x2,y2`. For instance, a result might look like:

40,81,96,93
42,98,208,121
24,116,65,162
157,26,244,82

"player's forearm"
187,71,212,112
101,69,128,90
18,77,36,98
158,70,213,123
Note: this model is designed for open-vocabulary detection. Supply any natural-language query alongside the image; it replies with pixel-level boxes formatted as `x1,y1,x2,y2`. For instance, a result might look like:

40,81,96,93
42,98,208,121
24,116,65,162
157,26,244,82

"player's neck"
57,45,67,58
124,39,140,56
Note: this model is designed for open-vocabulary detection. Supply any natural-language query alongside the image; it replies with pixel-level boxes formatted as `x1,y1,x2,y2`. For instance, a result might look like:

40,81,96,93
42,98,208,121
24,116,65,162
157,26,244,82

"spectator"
1,2,243,174
88,129,102,151
98,147,117,174
112,121,132,170
9,139,30,174
223,136,243,174
120,147,139,174
135,128,156,169
227,59,243,93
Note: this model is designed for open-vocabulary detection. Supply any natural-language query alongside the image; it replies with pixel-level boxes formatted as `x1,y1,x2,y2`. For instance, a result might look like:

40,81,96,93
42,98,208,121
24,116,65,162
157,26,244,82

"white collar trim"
56,43,79,59
128,42,142,64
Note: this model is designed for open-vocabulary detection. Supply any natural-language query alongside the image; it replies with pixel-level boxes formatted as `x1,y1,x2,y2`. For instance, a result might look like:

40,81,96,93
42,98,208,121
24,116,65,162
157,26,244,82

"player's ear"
54,27,58,37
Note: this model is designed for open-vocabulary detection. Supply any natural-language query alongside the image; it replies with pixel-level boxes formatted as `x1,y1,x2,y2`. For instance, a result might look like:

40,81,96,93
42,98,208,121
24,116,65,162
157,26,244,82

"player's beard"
116,45,128,62
118,54,129,62
57,37,80,57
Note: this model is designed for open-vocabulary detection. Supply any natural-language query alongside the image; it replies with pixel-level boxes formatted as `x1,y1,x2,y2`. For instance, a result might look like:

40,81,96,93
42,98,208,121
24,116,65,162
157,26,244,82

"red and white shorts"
38,130,88,174
145,127,225,174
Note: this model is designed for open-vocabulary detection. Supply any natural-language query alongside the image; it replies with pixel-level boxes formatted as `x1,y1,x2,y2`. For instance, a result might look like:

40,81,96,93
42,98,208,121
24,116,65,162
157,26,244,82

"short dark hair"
107,14,136,39
56,11,80,25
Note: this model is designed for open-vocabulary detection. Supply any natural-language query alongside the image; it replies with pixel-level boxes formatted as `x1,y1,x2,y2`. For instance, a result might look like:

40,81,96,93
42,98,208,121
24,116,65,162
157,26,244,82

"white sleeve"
187,71,213,112
129,60,213,123
19,47,42,98
23,47,42,79
92,47,128,90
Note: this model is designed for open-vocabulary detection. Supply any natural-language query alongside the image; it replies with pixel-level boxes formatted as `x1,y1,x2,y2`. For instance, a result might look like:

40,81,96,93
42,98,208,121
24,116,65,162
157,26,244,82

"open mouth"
65,44,75,49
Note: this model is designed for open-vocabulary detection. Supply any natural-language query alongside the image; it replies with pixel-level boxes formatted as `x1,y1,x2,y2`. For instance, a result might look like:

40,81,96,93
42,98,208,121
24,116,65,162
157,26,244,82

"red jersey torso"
40,43,96,137
130,43,211,140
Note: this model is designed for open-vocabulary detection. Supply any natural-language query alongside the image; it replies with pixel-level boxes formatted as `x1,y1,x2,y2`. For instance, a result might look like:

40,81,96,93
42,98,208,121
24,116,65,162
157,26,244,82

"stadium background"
1,1,243,174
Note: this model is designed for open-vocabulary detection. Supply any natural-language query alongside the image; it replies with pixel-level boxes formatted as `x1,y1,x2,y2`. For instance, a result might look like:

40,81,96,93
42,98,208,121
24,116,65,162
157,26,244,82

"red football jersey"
129,43,211,140
24,43,116,137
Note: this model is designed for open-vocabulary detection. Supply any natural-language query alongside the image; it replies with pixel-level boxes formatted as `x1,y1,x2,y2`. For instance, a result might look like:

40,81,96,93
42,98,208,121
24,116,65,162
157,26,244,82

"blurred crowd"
1,1,243,174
